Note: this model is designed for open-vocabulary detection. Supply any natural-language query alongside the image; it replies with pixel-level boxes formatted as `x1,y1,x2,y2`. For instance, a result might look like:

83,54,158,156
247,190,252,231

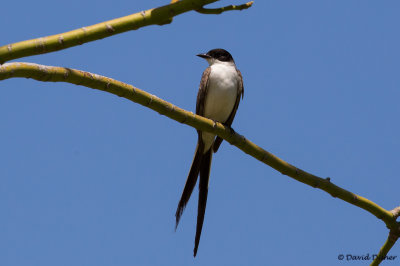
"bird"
175,48,244,257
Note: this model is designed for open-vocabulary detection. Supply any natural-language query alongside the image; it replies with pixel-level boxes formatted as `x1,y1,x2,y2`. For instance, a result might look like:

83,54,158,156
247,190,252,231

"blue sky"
1,1,400,265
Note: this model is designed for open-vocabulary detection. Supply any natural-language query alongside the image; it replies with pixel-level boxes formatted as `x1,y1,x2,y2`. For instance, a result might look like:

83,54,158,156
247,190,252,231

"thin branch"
196,1,253,14
0,62,398,232
371,229,400,266
0,0,253,64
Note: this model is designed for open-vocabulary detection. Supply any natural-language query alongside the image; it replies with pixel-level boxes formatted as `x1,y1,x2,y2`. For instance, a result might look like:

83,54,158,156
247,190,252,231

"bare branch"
371,228,400,266
196,1,254,14
0,0,253,64
0,62,398,233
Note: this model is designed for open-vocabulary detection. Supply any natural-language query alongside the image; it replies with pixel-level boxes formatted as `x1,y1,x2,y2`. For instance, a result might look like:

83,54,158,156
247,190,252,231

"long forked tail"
175,143,203,229
193,148,212,257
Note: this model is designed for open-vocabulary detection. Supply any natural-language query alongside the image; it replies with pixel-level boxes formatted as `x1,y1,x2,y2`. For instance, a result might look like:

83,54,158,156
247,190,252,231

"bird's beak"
197,53,211,59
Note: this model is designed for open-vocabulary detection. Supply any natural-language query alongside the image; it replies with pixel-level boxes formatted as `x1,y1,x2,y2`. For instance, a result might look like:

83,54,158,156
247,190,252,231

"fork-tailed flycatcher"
175,48,244,257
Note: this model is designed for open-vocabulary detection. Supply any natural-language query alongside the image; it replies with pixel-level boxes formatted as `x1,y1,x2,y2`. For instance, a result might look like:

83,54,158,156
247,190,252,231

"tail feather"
175,143,203,230
193,148,212,257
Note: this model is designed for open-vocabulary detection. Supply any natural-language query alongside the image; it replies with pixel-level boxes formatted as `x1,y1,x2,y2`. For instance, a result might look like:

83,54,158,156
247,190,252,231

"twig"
196,1,253,14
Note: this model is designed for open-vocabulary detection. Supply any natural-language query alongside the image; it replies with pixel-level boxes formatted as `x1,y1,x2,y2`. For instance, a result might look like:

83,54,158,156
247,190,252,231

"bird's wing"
196,67,211,117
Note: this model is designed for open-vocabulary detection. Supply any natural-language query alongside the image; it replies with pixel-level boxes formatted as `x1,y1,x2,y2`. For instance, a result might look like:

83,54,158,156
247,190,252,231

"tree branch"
196,1,253,14
0,0,253,64
371,229,400,266
1,62,398,236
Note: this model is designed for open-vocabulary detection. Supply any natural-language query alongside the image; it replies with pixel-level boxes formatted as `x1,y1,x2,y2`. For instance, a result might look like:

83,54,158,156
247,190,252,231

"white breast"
202,62,239,151
204,63,238,122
